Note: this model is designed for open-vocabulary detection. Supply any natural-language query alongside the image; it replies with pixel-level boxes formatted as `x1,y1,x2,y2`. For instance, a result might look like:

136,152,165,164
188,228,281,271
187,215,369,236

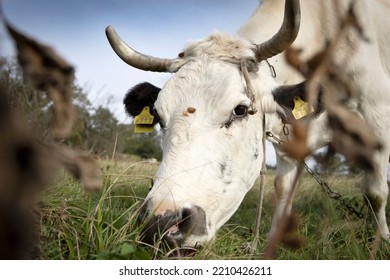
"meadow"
38,156,390,260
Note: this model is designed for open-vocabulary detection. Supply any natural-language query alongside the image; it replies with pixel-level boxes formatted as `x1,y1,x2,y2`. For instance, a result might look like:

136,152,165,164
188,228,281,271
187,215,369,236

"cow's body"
106,0,390,249
239,0,390,238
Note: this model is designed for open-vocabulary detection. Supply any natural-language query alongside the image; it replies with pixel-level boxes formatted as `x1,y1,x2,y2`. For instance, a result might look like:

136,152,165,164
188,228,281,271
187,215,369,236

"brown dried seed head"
187,107,196,113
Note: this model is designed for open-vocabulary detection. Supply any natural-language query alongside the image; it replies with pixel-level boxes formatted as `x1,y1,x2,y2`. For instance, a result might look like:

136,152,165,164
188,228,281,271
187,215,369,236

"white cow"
106,0,390,248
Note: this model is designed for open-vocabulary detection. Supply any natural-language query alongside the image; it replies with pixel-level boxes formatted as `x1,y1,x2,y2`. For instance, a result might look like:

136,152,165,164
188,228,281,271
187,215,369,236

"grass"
39,156,155,260
38,156,390,260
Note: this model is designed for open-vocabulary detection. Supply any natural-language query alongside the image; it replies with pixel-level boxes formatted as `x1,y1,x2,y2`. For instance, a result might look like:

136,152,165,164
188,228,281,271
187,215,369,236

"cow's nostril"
172,206,208,239
139,205,207,247
177,208,195,233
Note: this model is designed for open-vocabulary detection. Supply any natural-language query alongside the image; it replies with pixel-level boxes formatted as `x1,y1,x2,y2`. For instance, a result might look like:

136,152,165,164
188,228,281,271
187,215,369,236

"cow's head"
106,0,301,248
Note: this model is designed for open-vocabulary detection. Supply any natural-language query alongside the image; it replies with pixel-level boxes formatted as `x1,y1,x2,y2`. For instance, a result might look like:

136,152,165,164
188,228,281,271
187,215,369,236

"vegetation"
39,158,157,260
2,56,389,260
38,157,390,260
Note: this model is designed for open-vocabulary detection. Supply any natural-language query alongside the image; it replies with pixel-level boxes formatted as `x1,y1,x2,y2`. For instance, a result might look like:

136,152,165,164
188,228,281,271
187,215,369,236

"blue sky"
1,0,282,165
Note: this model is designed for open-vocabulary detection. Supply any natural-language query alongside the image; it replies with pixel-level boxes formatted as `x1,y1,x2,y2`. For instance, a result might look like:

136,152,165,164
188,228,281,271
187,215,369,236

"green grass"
38,157,390,260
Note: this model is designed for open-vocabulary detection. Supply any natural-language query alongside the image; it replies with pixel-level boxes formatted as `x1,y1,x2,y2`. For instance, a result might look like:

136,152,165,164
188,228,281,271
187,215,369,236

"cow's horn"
254,0,301,62
105,25,182,73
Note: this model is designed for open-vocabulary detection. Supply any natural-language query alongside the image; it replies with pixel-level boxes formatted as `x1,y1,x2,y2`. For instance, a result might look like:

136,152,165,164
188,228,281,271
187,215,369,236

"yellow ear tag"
292,96,314,120
134,106,155,133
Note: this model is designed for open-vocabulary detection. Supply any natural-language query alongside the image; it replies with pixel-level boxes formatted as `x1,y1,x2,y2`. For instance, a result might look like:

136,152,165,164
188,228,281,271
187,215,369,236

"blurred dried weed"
262,2,383,259
0,20,102,259
284,3,382,170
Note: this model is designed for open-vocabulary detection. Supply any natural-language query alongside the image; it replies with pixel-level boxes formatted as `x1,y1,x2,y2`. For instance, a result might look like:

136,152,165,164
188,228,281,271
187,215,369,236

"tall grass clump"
38,157,390,259
39,157,157,260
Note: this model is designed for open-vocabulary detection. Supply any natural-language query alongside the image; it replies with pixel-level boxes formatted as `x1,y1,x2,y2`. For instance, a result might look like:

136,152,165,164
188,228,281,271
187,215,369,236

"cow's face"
124,39,282,247
106,0,301,248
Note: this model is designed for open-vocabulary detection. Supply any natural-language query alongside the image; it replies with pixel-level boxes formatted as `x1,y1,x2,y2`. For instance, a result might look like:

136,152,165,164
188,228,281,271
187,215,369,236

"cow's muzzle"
138,202,207,247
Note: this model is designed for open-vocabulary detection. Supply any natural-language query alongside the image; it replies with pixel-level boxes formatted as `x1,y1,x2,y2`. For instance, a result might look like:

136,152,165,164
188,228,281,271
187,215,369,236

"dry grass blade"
45,144,102,192
261,164,305,259
4,19,102,191
0,86,43,259
279,120,311,161
5,22,75,139
325,100,382,171
0,18,102,259
284,2,382,171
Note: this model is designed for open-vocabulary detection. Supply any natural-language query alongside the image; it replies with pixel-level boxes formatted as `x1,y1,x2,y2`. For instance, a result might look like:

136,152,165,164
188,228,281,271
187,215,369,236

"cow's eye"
222,104,250,129
233,105,248,117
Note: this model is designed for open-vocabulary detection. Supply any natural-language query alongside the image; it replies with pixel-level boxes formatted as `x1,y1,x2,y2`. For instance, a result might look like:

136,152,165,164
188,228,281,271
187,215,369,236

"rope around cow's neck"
239,59,267,254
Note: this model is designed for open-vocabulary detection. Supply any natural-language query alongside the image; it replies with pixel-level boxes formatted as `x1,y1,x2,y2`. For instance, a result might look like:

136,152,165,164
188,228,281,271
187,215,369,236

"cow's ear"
124,82,161,125
272,81,323,121
272,81,306,111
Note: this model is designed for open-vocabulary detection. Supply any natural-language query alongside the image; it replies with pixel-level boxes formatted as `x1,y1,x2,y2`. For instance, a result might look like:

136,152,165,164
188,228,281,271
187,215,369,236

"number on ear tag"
134,106,155,133
292,96,314,120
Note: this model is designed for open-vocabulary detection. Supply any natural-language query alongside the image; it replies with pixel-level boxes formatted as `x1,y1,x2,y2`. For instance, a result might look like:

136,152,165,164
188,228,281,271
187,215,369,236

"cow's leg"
357,54,390,238
358,71,390,239
361,148,390,239
343,31,390,239
268,147,299,238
